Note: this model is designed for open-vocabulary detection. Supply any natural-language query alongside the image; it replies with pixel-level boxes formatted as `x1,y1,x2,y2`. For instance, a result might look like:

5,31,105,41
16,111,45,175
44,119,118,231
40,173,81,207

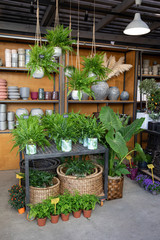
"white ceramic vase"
53,47,62,57
26,144,37,155
61,140,72,152
33,67,44,79
88,138,98,150
71,90,82,100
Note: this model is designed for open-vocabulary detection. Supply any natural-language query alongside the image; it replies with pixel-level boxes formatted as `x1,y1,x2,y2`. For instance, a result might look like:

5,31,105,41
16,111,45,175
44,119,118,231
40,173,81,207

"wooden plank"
140,169,160,182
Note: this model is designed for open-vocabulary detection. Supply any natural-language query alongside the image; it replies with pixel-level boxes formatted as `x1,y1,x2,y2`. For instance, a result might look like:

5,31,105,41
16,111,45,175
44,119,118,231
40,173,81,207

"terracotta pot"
83,209,92,218
61,213,70,221
73,210,82,218
37,217,47,227
51,215,59,224
18,207,25,214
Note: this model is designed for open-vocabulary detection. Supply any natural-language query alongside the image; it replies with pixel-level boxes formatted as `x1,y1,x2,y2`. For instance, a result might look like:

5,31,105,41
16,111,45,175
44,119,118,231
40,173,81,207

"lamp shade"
123,13,150,36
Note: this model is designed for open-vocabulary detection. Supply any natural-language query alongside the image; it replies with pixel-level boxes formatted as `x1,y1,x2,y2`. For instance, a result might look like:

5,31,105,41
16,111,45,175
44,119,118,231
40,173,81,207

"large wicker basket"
57,163,103,195
30,177,60,204
107,176,124,200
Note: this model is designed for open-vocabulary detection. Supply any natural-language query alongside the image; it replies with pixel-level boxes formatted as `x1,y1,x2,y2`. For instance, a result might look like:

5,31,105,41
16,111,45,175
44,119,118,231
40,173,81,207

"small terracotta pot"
18,207,25,214
51,215,59,224
83,209,92,218
61,213,70,221
73,210,82,218
37,217,47,227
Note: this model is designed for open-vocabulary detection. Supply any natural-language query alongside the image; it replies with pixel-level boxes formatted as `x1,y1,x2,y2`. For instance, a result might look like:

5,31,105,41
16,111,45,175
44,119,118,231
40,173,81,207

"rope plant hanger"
76,0,80,70
67,0,73,67
54,0,59,29
91,0,96,57
35,0,41,46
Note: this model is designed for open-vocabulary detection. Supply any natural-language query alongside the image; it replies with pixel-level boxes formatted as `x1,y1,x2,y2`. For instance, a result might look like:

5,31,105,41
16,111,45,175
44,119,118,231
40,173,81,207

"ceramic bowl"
30,108,44,117
16,108,29,118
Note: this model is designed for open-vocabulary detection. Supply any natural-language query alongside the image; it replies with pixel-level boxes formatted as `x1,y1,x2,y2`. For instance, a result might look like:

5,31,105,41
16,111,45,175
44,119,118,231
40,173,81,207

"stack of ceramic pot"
8,86,20,100
143,59,150,75
25,49,31,65
152,62,158,75
11,49,18,68
18,48,25,67
0,79,8,100
7,111,15,130
0,104,7,130
5,49,11,67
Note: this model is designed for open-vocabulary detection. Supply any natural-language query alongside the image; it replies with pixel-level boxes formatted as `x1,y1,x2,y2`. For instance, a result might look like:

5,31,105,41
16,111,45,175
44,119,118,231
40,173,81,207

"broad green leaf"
134,143,147,162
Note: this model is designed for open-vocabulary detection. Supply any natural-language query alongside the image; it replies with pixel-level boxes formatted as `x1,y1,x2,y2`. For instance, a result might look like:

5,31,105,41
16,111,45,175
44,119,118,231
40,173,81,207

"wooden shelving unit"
0,100,59,103
68,100,134,104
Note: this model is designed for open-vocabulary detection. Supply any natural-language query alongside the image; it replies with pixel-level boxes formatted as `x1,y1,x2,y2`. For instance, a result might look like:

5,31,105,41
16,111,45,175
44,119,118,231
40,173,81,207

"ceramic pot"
108,87,120,100
20,87,30,100
8,121,15,130
51,215,59,224
52,91,59,100
82,92,89,100
120,91,129,100
71,90,82,100
130,168,138,180
18,207,25,214
83,137,88,147
88,138,98,150
45,91,52,100
33,67,44,79
30,108,44,117
7,111,15,121
91,81,109,100
79,137,83,144
45,109,53,116
37,218,47,227
16,108,29,118
53,47,62,57
61,140,72,152
0,112,6,121
0,121,7,130
26,144,37,155
65,68,73,78
0,104,6,113
83,209,92,218
31,92,38,100
136,112,151,129
88,72,97,78
138,161,148,170
73,210,82,218
61,213,70,221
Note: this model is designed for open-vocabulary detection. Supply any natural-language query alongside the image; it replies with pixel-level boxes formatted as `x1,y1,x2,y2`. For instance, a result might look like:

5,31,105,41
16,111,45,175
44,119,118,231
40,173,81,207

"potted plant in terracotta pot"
45,25,76,57
67,68,96,101
28,202,50,226
26,44,60,79
8,184,25,214
99,106,147,200
71,192,83,218
81,194,100,218
81,53,111,100
11,115,50,155
58,192,72,221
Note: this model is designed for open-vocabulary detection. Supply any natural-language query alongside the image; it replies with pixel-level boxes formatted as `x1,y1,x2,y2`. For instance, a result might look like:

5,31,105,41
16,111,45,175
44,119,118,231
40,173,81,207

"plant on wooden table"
8,184,25,211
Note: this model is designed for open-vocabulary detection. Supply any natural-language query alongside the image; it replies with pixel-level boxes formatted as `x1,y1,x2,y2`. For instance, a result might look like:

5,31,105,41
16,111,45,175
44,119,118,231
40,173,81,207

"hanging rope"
76,0,80,70
91,0,96,56
54,0,59,29
35,0,41,46
69,0,73,66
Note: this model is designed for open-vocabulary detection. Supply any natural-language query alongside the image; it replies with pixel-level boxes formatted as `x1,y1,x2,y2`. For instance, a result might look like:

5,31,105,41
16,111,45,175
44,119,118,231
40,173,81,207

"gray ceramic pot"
91,81,109,100
20,87,30,100
120,91,129,100
82,92,89,100
108,87,120,100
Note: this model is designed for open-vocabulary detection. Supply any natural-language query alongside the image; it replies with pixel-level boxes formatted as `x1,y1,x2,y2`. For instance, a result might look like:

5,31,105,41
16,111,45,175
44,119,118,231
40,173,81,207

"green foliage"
63,156,95,177
45,25,76,54
67,68,96,101
71,192,83,212
84,116,105,139
8,184,25,210
11,115,50,154
81,194,100,210
58,192,72,215
134,153,152,164
28,202,50,219
148,89,160,119
82,53,111,80
26,44,60,79
99,106,146,177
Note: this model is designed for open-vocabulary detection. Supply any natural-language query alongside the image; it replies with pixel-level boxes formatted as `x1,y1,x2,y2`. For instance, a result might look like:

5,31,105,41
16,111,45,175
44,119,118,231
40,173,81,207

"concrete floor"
1,170,160,240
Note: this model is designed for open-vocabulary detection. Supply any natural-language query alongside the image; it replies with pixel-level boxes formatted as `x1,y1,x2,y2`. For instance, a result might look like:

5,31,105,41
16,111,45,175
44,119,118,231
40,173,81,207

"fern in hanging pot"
64,65,76,78
26,44,60,79
45,25,76,57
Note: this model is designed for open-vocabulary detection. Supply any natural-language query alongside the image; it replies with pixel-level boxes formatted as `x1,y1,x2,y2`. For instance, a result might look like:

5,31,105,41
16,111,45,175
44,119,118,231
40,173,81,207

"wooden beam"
95,0,135,31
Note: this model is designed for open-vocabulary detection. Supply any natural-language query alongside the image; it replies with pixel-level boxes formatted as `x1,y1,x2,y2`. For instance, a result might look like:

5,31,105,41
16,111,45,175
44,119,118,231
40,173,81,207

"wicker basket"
30,177,60,204
107,176,124,200
57,163,103,195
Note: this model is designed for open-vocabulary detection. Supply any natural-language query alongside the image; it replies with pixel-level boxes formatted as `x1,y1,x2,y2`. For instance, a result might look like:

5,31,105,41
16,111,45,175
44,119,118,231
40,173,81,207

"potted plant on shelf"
81,53,111,100
26,44,60,79
67,68,96,101
99,106,147,200
28,202,50,226
45,25,76,57
8,184,25,214
138,78,157,129
11,115,50,155
71,192,83,218
148,88,160,125
81,194,100,218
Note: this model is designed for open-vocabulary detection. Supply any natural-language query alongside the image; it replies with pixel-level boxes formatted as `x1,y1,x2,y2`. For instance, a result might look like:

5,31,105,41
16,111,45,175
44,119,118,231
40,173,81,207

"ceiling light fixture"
123,0,150,36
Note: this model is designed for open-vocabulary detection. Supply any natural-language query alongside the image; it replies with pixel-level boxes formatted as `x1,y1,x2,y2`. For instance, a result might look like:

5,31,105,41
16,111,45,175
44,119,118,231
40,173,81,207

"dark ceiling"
0,0,160,49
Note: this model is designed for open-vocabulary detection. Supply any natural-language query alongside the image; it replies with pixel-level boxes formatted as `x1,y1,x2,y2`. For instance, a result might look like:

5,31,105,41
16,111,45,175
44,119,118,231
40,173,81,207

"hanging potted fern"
26,44,60,79
45,25,76,57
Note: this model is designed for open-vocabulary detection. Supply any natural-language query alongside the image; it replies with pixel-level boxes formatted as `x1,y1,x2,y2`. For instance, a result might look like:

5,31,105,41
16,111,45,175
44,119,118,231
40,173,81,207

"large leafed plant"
99,106,147,177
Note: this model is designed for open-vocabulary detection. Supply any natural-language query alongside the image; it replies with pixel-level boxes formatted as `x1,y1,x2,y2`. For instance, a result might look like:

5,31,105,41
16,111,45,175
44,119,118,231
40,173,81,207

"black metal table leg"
104,148,109,199
25,157,29,212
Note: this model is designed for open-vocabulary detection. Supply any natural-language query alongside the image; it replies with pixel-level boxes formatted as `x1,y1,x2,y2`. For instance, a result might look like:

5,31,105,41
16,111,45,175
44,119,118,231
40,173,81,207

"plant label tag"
126,155,132,168
51,198,59,205
16,174,23,179
147,164,154,169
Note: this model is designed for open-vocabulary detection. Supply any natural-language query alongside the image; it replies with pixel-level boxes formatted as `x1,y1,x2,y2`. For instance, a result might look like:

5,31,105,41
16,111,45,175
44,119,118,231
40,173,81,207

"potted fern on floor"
81,194,100,218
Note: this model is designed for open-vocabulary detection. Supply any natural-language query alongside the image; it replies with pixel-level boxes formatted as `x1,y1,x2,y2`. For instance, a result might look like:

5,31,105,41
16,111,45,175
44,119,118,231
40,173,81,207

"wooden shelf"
0,67,28,72
0,130,11,134
140,169,160,182
138,75,160,79
0,100,59,103
68,100,134,104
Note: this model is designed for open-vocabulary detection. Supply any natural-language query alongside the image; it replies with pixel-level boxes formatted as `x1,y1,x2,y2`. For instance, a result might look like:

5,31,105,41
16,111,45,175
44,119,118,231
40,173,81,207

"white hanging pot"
26,144,37,155
65,68,73,78
61,140,72,152
88,138,98,150
83,137,88,147
88,72,97,78
53,47,62,57
71,90,82,100
33,67,44,79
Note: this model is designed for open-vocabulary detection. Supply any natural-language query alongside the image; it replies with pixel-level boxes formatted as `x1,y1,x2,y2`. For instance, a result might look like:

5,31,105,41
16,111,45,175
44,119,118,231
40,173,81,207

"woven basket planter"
107,176,124,200
57,163,103,195
30,177,60,204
